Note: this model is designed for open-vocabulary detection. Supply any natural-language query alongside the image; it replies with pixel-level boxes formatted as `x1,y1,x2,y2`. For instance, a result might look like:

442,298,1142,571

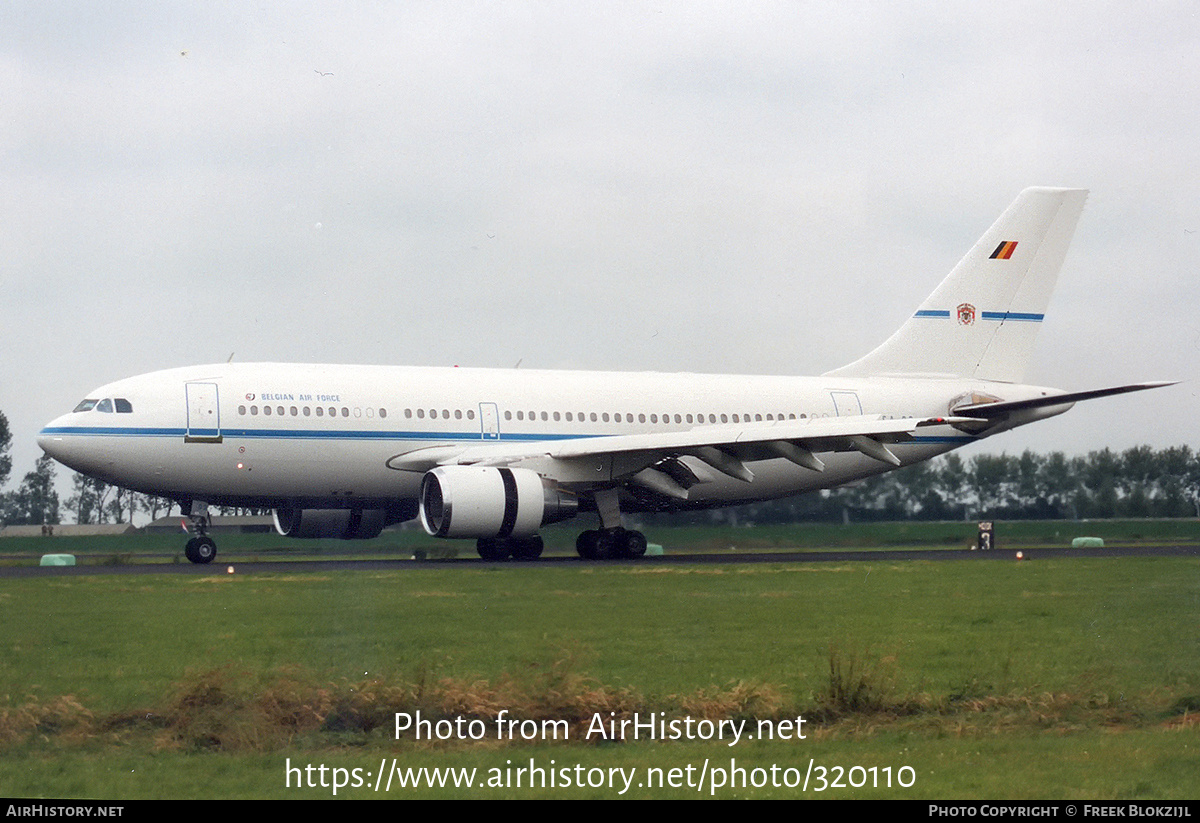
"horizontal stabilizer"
953,381,1178,418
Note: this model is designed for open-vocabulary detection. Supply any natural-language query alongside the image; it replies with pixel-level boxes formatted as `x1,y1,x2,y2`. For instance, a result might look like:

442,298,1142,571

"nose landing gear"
185,535,217,564
183,501,217,564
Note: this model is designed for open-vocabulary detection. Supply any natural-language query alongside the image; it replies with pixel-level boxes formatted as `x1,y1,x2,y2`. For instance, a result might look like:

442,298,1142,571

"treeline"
646,446,1200,526
6,460,268,526
1,409,1198,526
0,412,60,526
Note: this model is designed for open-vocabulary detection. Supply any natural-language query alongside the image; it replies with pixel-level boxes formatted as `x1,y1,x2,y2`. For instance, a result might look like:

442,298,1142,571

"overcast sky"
2,2,1197,488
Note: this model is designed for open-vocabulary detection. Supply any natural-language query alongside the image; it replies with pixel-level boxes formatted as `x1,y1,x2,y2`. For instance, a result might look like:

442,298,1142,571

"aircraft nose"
37,417,69,462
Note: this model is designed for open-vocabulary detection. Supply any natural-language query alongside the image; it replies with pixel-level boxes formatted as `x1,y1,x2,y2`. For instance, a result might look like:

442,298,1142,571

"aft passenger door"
830,391,863,417
479,402,499,440
185,382,222,442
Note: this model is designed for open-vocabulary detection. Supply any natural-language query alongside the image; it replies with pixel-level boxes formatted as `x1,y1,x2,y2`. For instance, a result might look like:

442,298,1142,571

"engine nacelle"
273,507,389,540
419,466,578,539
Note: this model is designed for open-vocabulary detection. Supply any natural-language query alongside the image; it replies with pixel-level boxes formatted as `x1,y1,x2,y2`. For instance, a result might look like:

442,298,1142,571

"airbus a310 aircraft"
38,188,1173,563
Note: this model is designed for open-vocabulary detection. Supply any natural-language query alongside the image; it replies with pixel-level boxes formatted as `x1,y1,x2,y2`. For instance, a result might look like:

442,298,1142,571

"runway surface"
2,544,1195,577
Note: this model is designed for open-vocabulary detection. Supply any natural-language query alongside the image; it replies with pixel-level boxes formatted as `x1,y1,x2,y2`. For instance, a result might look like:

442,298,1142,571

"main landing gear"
575,527,648,559
183,501,217,565
574,487,647,560
474,488,650,562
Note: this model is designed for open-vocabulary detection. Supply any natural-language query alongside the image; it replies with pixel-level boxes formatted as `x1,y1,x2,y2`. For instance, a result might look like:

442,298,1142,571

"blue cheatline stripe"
38,425,592,443
40,426,181,437
981,311,1044,322
42,429,979,448
912,309,1044,322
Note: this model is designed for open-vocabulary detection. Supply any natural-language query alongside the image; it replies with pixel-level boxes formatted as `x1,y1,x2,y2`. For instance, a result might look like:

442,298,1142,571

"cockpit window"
114,398,133,413
96,399,114,413
73,399,99,413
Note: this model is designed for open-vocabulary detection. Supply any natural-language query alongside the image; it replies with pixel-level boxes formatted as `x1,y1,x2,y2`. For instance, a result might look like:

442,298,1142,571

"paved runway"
2,544,1195,577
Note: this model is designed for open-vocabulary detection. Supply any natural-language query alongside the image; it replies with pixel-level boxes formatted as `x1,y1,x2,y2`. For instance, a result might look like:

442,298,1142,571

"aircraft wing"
388,414,971,498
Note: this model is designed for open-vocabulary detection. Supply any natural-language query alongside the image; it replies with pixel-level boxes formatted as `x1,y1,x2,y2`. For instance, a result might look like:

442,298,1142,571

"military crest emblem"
957,303,976,325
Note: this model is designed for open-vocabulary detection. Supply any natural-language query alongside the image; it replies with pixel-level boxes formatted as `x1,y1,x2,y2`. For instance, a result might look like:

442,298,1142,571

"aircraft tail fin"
826,187,1089,383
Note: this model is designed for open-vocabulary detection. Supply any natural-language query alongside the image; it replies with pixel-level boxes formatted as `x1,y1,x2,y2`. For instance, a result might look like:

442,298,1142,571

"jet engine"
419,466,578,538
273,506,390,540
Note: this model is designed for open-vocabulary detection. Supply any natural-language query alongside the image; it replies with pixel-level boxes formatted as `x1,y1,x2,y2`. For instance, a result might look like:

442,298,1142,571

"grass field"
1,523,1198,799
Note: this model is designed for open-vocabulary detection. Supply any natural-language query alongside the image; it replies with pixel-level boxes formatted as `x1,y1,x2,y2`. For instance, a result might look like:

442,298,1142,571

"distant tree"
4,454,60,526
897,460,938,519
1079,448,1120,518
106,488,126,524
1011,450,1043,515
65,473,109,525
139,493,174,522
0,410,11,525
1159,446,1198,517
968,454,1013,517
937,453,969,520
1119,445,1157,517
83,479,114,523
102,487,141,524
0,410,12,491
1039,452,1080,519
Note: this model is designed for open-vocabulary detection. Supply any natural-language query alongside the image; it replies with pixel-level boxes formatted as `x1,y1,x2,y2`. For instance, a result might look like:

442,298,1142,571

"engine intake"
419,466,578,538
273,507,389,540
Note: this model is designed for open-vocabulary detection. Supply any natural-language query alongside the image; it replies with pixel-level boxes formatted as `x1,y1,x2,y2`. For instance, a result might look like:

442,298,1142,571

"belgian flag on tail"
990,240,1018,259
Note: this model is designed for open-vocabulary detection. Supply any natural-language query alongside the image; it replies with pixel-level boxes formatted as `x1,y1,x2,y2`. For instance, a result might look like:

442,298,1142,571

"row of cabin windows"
73,398,133,413
393,408,803,425
404,408,476,420
237,405,388,419
236,406,472,421
233,405,805,426
74,398,801,426
502,410,801,424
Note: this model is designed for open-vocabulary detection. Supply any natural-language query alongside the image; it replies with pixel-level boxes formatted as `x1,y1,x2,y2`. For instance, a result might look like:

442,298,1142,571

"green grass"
1,552,1198,798
633,519,1200,551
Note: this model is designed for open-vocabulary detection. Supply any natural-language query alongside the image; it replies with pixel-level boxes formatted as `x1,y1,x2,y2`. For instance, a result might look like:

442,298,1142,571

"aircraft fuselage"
37,362,1061,512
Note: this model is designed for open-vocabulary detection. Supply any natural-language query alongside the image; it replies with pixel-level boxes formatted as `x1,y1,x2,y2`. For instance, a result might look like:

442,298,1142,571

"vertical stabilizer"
826,187,1088,382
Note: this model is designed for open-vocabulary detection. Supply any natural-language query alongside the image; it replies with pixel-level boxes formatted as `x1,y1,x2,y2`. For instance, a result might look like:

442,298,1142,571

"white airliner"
37,188,1172,563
